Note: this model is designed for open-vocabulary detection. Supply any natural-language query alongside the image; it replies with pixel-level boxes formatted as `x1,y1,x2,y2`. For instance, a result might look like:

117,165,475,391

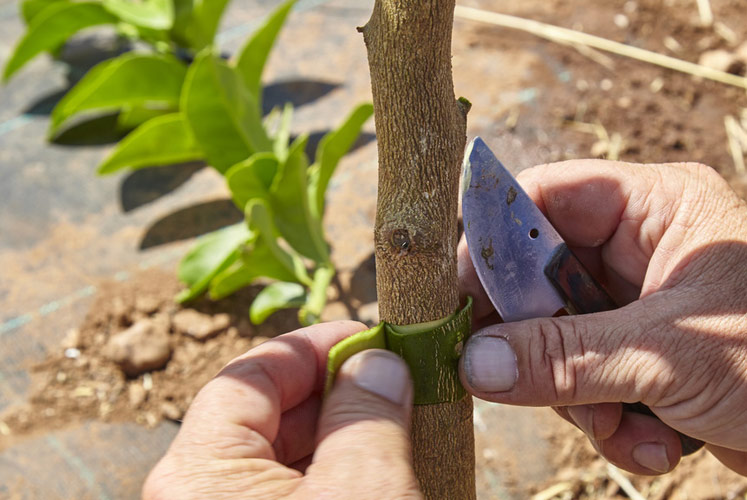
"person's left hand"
143,321,422,500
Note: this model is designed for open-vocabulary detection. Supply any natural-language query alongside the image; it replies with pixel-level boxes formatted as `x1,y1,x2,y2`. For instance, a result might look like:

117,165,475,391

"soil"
2,0,747,498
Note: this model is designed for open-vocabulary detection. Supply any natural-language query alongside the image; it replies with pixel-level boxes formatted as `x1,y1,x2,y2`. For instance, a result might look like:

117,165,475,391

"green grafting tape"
324,297,473,405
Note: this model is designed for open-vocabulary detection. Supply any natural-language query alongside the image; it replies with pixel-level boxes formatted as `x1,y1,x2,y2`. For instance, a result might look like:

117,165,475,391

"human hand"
143,321,421,500
457,160,747,476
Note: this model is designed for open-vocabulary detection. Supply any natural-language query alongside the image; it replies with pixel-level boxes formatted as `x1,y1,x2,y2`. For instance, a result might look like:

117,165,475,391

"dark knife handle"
545,244,705,456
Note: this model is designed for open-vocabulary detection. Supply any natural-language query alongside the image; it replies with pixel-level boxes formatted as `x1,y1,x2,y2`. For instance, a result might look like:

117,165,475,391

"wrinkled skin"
458,160,747,476
143,322,422,500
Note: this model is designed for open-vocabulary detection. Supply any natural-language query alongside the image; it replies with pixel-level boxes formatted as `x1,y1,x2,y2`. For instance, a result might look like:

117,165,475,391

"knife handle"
545,244,705,456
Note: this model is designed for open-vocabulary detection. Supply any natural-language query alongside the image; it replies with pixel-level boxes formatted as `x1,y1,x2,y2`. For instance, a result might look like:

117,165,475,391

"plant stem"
360,0,475,498
300,264,335,325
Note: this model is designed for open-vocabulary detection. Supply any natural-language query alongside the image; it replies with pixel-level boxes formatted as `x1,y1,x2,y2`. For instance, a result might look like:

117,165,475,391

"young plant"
177,101,372,325
78,1,373,325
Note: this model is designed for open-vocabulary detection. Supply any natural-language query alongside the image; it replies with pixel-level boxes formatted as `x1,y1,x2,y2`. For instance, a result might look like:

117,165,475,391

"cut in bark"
359,0,475,498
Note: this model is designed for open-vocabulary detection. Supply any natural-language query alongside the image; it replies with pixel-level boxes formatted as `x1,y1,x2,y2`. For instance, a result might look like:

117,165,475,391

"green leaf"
189,0,231,49
21,0,65,25
176,223,253,302
207,258,255,300
3,2,118,81
270,135,328,263
273,103,293,160
97,113,203,174
249,282,306,325
50,53,187,137
308,102,373,220
235,0,295,105
225,152,278,210
245,199,312,286
208,236,299,300
103,0,174,30
182,50,271,173
117,105,171,132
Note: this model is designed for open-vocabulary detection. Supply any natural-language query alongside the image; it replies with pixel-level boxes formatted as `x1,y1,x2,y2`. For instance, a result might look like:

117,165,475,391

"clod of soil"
103,319,173,377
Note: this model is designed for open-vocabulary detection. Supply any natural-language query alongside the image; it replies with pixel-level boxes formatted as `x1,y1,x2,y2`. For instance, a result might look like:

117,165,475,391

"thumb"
459,301,672,408
303,350,421,499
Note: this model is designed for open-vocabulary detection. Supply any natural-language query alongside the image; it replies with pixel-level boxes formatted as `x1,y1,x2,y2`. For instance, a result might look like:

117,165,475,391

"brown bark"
360,1,475,499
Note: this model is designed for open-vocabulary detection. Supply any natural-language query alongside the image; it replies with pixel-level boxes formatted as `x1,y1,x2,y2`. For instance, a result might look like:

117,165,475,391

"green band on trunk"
325,297,473,404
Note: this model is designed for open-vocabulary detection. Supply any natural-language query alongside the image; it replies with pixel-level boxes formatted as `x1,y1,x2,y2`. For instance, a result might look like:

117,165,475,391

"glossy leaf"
50,53,187,136
245,199,311,286
235,0,295,104
97,113,203,174
176,223,253,302
273,103,293,160
249,282,306,325
103,0,174,30
308,102,373,219
225,152,278,210
117,105,171,132
182,50,271,173
21,0,64,24
270,135,328,263
4,2,118,81
209,236,299,299
189,0,231,49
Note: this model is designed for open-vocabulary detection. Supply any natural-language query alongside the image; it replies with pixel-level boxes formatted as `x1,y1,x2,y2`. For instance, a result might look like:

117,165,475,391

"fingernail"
350,351,410,406
463,335,518,392
632,442,670,473
567,405,595,437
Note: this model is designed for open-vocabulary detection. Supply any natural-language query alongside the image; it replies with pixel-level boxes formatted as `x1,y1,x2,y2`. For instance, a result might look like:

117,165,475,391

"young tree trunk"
359,1,475,499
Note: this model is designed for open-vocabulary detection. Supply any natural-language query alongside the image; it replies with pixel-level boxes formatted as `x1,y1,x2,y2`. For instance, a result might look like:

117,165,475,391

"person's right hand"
457,159,747,476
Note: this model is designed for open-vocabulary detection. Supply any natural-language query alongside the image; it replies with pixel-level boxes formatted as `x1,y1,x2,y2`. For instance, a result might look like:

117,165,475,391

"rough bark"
360,1,475,499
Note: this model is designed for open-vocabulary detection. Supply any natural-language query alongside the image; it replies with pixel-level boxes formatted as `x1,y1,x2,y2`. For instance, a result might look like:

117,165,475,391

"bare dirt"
2,0,747,498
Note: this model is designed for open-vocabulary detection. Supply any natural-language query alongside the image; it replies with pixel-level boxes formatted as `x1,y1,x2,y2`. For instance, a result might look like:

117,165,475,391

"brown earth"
3,0,747,498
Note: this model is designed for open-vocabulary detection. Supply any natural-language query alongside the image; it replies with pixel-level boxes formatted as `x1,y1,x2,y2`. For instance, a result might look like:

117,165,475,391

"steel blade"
461,137,566,322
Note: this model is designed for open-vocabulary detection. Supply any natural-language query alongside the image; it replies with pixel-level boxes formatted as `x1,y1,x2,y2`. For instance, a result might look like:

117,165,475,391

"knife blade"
461,136,704,455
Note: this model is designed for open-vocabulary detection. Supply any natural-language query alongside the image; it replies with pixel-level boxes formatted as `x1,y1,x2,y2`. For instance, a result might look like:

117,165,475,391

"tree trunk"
359,1,475,499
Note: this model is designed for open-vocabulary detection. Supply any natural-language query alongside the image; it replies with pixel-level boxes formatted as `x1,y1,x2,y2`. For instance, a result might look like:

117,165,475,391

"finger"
273,395,322,466
458,294,692,409
593,411,681,475
566,403,622,441
706,444,747,476
301,350,421,499
517,160,687,289
175,321,368,461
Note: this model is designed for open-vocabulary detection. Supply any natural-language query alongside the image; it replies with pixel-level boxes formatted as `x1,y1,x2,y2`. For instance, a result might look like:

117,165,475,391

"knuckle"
526,318,583,403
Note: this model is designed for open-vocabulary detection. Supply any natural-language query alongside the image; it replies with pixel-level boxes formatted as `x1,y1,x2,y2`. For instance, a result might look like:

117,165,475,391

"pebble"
173,310,231,340
698,49,736,73
135,295,161,315
160,402,182,421
103,319,172,377
128,384,147,407
61,328,81,349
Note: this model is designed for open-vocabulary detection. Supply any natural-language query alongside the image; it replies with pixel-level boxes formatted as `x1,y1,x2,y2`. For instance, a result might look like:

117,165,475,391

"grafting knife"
461,136,704,455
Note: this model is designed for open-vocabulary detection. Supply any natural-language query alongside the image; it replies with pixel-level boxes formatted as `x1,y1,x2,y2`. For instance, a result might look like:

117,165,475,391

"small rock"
736,42,747,62
320,301,350,322
135,295,161,315
104,319,172,377
698,49,735,73
160,402,182,421
357,302,380,326
173,309,230,340
112,297,131,320
128,384,147,407
61,328,81,349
